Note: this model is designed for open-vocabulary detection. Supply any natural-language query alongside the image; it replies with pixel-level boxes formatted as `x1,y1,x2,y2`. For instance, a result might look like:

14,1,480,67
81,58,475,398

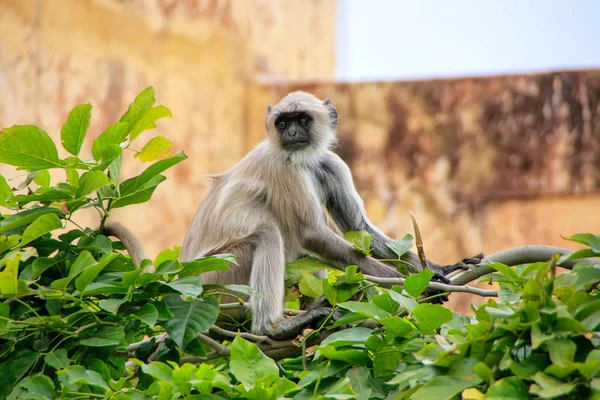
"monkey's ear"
323,98,338,129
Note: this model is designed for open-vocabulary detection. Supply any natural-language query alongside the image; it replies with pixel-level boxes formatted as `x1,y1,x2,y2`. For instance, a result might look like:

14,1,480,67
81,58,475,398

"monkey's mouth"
283,138,310,150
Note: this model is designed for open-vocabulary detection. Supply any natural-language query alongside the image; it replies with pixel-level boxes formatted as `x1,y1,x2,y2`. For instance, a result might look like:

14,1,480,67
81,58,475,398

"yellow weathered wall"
0,0,336,257
255,74,600,312
1,1,599,315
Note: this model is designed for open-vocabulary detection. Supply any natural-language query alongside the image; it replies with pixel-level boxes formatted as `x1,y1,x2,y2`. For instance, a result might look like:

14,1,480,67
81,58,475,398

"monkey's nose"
288,130,297,137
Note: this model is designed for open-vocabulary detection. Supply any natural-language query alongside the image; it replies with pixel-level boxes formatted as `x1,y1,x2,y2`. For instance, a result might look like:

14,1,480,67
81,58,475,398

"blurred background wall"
1,0,599,311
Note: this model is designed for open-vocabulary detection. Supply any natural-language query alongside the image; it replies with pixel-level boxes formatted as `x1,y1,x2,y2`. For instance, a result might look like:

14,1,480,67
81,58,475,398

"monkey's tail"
104,220,151,271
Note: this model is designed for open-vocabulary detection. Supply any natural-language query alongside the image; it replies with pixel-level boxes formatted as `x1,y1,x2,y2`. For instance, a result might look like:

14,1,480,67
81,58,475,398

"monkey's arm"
315,153,481,276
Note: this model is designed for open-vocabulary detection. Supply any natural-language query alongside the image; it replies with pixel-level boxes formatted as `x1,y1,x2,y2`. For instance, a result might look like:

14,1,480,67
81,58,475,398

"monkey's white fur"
179,91,471,336
181,92,339,333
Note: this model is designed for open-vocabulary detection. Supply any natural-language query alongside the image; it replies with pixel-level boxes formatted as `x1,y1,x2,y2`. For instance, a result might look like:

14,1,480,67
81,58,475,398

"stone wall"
0,0,337,256
1,1,599,312
253,73,600,310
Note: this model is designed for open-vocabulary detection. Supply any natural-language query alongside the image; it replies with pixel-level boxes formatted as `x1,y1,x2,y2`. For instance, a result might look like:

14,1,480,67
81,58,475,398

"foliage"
1,89,600,399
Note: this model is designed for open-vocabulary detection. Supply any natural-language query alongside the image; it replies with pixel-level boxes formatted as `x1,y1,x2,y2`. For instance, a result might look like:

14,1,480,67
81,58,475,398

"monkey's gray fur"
177,91,481,339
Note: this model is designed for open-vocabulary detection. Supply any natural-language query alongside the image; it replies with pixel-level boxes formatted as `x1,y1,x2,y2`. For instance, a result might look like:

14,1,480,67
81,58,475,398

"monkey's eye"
277,121,286,129
299,117,309,126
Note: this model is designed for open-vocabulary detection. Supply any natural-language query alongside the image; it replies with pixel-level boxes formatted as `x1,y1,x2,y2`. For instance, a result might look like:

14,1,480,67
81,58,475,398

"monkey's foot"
267,307,332,340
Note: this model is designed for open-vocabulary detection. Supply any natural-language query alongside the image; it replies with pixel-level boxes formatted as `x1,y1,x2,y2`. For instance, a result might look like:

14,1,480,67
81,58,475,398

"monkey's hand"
439,253,484,276
423,253,484,303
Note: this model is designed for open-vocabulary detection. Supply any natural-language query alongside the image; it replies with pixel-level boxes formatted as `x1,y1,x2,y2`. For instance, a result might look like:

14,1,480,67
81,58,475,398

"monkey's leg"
246,225,286,335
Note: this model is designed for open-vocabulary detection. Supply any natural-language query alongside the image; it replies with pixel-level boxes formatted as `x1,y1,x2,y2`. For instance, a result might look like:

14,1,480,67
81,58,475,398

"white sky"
336,0,600,81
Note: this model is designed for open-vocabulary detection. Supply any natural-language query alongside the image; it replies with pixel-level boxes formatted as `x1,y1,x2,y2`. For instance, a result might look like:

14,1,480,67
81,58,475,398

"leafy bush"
1,89,599,399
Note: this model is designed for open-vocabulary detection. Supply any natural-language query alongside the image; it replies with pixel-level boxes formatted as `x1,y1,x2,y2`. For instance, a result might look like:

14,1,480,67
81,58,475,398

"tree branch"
450,245,600,285
197,332,231,356
210,325,274,345
363,274,498,297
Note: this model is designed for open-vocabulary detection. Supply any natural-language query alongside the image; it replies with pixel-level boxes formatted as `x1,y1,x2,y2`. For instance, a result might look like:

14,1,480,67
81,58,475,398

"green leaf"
65,168,79,186
75,252,118,291
164,296,219,348
321,327,372,347
7,374,55,400
547,339,576,367
98,298,126,314
129,106,172,141
0,175,16,208
485,377,530,398
165,276,203,298
110,153,186,209
323,279,360,305
411,303,452,333
80,325,124,347
404,269,435,297
338,301,391,320
119,87,172,141
344,230,373,255
386,233,413,257
0,235,20,255
0,126,61,171
0,254,20,294
155,260,183,275
230,335,279,390
529,372,576,398
57,365,110,392
21,213,62,246
76,170,112,198
110,174,166,209
155,247,180,266
91,122,128,164
372,293,399,313
11,188,74,206
120,87,156,122
558,248,600,264
319,346,370,365
120,153,187,196
346,367,372,400
61,104,92,156
299,270,325,298
44,349,70,370
412,375,478,400
135,303,158,327
33,170,51,188
380,316,414,337
179,254,234,277
0,351,39,399
285,256,332,280
135,136,172,162
78,234,113,254
68,250,96,276
139,361,173,382
0,208,62,233
563,233,600,252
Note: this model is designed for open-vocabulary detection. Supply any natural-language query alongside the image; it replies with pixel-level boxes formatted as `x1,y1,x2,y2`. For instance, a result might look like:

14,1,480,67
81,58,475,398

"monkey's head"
265,91,338,157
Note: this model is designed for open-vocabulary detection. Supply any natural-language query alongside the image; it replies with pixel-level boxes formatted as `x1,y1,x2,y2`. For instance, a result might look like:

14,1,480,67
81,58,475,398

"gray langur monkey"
175,91,482,339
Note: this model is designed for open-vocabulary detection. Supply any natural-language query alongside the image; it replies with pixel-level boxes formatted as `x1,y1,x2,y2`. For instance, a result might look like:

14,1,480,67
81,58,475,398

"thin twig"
210,325,274,345
409,211,430,271
126,332,168,353
363,274,498,297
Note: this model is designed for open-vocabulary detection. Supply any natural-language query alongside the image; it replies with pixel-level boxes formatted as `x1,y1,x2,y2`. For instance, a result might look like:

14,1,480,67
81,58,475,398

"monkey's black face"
274,112,313,150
